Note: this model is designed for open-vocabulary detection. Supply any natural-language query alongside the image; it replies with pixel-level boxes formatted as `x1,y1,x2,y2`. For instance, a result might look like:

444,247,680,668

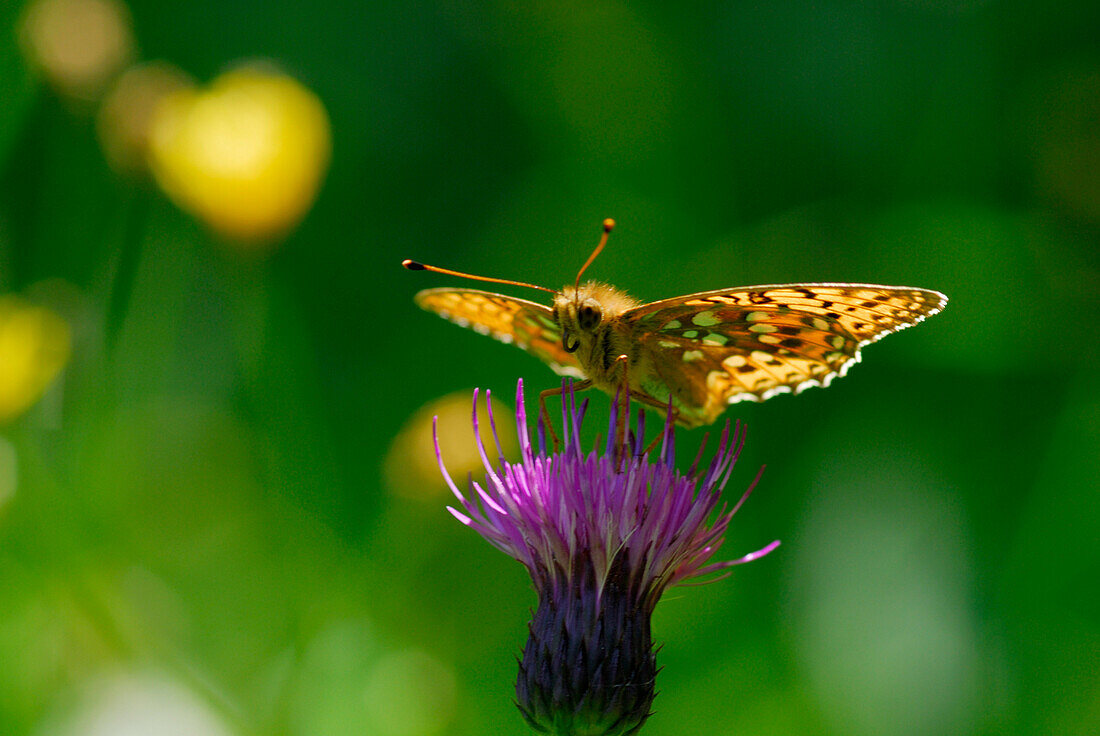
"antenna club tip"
602,218,616,231
402,259,425,271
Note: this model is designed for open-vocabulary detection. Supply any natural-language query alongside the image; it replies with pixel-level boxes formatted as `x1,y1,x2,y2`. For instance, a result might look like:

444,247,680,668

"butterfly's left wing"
623,284,947,427
414,288,585,378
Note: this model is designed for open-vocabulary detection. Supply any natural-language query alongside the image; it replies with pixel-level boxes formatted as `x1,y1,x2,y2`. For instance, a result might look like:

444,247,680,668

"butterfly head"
553,282,639,354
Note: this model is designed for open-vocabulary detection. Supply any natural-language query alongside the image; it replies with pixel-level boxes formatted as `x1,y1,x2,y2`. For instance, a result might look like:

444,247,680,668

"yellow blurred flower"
385,391,518,500
0,296,71,424
147,66,332,244
19,0,135,102
97,62,195,175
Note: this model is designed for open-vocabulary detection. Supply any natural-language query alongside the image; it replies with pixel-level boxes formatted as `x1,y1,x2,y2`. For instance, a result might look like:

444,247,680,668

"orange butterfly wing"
624,284,947,427
413,288,585,379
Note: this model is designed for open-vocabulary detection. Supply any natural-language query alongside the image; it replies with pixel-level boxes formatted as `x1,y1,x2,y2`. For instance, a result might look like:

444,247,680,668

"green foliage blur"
2,1,1099,735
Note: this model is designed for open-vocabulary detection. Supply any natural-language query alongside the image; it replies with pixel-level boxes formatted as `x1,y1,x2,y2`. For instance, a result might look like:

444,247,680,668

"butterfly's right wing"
413,288,586,379
622,284,947,427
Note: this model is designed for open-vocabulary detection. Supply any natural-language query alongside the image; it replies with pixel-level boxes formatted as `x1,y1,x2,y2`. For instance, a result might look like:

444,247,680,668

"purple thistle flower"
436,380,779,736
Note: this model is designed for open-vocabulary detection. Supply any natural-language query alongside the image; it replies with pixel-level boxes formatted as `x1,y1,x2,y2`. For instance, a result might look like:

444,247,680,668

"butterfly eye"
563,330,580,353
578,303,602,330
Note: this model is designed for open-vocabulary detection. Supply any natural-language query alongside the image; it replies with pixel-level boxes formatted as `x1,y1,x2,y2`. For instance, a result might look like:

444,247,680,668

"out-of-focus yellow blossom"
97,62,195,175
0,296,71,424
385,391,518,500
147,66,332,244
19,0,135,102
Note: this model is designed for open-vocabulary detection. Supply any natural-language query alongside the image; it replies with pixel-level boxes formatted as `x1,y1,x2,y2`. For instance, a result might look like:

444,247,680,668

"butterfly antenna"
574,218,615,292
402,260,557,296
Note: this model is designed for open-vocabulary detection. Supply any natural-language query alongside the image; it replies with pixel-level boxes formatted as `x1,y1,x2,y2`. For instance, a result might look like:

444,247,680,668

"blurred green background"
2,1,1099,734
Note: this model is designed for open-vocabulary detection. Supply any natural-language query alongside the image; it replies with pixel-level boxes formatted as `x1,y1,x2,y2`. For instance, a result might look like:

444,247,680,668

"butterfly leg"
611,354,631,463
608,354,679,463
620,387,686,455
539,379,593,452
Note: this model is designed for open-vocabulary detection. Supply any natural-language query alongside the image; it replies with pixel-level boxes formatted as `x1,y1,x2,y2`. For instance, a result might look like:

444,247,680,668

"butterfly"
404,219,947,428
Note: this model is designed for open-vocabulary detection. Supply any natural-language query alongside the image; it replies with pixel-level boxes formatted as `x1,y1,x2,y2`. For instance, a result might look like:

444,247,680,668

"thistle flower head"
437,381,778,735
